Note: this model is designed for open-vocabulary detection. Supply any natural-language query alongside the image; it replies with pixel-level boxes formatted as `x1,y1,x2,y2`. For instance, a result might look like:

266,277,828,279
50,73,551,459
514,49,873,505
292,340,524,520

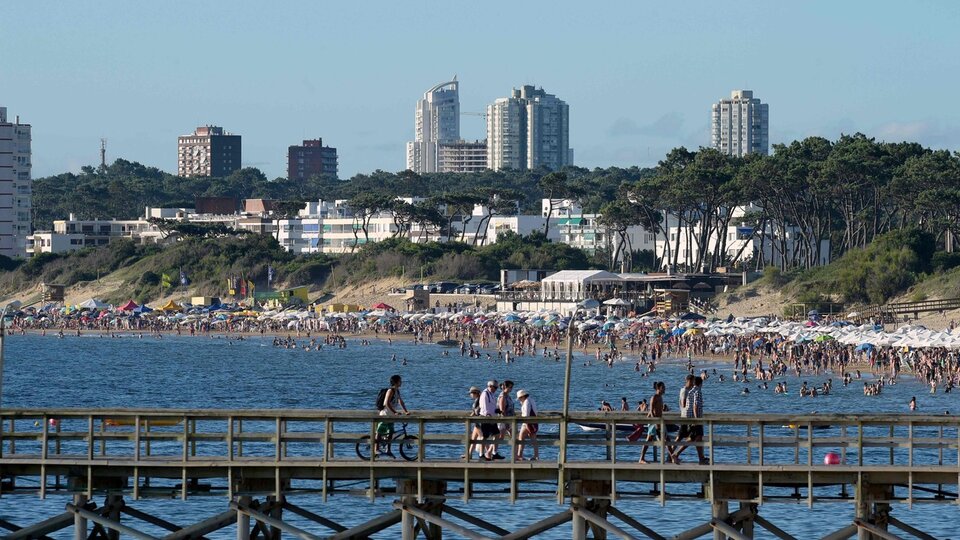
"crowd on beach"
8,304,960,408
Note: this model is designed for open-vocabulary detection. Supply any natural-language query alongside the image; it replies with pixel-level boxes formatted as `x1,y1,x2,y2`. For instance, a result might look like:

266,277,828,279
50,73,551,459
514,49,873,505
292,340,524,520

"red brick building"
287,139,338,181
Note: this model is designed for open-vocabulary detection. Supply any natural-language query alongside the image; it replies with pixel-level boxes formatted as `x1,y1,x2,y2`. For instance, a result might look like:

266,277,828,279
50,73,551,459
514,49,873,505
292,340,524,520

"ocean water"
2,333,958,538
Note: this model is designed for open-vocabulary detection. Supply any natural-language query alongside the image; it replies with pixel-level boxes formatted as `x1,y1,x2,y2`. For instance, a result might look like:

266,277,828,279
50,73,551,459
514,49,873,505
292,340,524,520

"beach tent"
119,300,139,311
159,300,183,312
372,303,394,311
78,298,110,310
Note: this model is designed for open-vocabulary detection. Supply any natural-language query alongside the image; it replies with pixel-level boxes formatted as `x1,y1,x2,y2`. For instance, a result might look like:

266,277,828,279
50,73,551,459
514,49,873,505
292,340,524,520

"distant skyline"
3,1,960,179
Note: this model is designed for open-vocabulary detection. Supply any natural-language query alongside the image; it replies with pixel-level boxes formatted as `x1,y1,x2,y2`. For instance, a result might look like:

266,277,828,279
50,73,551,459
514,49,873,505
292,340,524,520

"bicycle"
356,422,419,461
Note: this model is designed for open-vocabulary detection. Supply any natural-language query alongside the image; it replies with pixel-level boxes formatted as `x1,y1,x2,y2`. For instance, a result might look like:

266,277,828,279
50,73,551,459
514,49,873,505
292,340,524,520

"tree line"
32,133,960,273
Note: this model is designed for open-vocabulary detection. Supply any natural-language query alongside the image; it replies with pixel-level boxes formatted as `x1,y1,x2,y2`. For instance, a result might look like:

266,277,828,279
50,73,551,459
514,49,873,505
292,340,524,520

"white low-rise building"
655,205,830,271
27,232,85,255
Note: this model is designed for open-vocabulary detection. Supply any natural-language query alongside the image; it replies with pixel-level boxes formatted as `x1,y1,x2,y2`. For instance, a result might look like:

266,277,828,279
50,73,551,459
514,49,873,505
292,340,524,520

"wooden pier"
1,408,958,539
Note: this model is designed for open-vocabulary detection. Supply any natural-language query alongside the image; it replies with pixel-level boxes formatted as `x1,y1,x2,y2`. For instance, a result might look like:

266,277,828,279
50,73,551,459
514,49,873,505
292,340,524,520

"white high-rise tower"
711,90,769,157
405,78,460,173
0,107,31,257
486,85,571,171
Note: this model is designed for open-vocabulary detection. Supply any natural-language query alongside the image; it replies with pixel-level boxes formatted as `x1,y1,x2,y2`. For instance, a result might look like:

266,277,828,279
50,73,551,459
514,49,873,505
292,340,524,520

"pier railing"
2,408,959,505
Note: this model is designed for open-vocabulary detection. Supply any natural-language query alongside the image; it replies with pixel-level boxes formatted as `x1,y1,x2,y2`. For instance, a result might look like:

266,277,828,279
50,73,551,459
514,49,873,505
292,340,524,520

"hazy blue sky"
3,1,959,179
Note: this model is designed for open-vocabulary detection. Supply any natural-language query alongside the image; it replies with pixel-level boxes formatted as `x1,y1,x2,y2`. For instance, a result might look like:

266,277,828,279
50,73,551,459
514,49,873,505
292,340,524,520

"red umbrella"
372,303,394,310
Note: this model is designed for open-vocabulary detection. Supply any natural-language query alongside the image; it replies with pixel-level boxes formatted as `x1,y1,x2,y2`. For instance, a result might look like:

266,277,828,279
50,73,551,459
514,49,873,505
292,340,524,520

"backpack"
376,387,389,411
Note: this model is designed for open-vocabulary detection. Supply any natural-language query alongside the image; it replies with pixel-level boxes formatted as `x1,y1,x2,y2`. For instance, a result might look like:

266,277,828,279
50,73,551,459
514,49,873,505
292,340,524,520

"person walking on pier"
479,380,502,460
639,381,666,464
376,375,409,457
515,389,539,460
497,380,516,441
670,375,708,464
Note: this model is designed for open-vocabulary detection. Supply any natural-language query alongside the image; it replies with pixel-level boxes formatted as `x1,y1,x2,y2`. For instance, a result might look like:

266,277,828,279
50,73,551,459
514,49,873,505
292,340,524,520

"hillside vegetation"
0,232,597,305
720,229,960,315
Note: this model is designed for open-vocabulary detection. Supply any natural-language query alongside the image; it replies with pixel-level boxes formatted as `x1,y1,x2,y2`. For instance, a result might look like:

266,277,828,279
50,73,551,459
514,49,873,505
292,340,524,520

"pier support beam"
711,500,729,540
105,494,122,540
237,496,251,540
74,494,88,540
397,479,446,540
569,479,611,540
855,481,894,540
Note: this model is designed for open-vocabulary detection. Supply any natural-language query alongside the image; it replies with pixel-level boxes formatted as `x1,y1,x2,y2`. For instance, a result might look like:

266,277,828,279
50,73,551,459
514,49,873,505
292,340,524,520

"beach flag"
267,265,275,288
180,268,190,286
240,278,247,297
247,280,255,295
161,273,172,289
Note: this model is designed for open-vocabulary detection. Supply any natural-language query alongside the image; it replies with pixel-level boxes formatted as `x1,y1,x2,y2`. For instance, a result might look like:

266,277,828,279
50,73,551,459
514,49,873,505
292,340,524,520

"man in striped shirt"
670,375,709,464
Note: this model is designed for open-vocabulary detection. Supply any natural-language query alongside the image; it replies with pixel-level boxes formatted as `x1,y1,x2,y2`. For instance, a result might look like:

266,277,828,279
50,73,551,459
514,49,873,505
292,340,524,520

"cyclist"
377,375,409,456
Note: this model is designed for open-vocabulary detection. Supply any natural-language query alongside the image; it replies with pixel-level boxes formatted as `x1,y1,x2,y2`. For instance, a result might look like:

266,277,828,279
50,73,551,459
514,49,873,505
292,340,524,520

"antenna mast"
100,138,107,169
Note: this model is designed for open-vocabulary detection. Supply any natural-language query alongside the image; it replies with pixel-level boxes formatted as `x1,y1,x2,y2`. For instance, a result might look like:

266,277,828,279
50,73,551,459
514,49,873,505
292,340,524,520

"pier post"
738,503,755,538
855,480,893,540
711,500,728,540
266,495,282,540
105,494,122,540
236,496,251,540
398,479,445,540
569,479,610,540
73,494,88,540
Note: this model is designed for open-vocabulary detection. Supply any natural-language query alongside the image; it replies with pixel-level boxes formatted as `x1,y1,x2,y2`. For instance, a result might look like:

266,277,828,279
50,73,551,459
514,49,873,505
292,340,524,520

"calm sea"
2,334,958,538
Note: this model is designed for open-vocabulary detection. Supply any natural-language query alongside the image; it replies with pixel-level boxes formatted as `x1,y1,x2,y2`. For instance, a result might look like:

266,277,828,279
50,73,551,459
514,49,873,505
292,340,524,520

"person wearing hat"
478,380,502,460
515,389,539,461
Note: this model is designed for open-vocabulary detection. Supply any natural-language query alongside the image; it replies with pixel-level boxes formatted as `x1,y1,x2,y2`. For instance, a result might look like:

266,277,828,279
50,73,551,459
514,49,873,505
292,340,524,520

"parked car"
430,282,459,294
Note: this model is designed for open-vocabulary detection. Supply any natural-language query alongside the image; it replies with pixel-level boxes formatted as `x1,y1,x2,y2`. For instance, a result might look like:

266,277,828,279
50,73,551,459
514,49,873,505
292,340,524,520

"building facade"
437,140,487,173
288,139,338,180
0,107,31,257
711,90,769,157
405,78,460,173
177,126,241,177
486,85,572,171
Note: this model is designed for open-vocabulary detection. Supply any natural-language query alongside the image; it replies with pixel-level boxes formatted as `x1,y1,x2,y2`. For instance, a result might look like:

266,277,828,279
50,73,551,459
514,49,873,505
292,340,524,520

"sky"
3,1,960,179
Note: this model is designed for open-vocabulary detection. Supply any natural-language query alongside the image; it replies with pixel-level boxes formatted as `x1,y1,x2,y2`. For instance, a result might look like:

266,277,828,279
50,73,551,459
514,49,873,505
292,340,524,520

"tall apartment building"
0,107,31,257
177,126,241,177
437,140,487,173
711,90,769,157
486,85,572,171
288,139,338,180
405,78,460,173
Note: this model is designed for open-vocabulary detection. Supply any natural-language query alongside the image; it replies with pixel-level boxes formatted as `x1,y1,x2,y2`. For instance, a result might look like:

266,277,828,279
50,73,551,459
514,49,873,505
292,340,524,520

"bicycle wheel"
398,435,420,461
356,435,374,461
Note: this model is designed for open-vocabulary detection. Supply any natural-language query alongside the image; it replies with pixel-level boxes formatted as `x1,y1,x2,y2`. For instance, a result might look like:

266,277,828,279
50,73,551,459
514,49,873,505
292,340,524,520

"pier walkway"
1,409,958,539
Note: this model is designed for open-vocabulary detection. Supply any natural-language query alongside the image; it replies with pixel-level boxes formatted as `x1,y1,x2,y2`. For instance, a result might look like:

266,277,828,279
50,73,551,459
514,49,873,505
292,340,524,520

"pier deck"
1,409,958,539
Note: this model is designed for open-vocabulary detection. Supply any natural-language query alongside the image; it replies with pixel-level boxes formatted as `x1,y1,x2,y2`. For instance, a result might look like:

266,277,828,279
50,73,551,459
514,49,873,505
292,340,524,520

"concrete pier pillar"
236,496,251,540
571,510,587,540
398,479,445,540
105,494,122,540
856,481,893,540
738,502,755,538
400,505,416,540
711,500,728,540
266,495,282,540
73,494,88,540
569,479,610,540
